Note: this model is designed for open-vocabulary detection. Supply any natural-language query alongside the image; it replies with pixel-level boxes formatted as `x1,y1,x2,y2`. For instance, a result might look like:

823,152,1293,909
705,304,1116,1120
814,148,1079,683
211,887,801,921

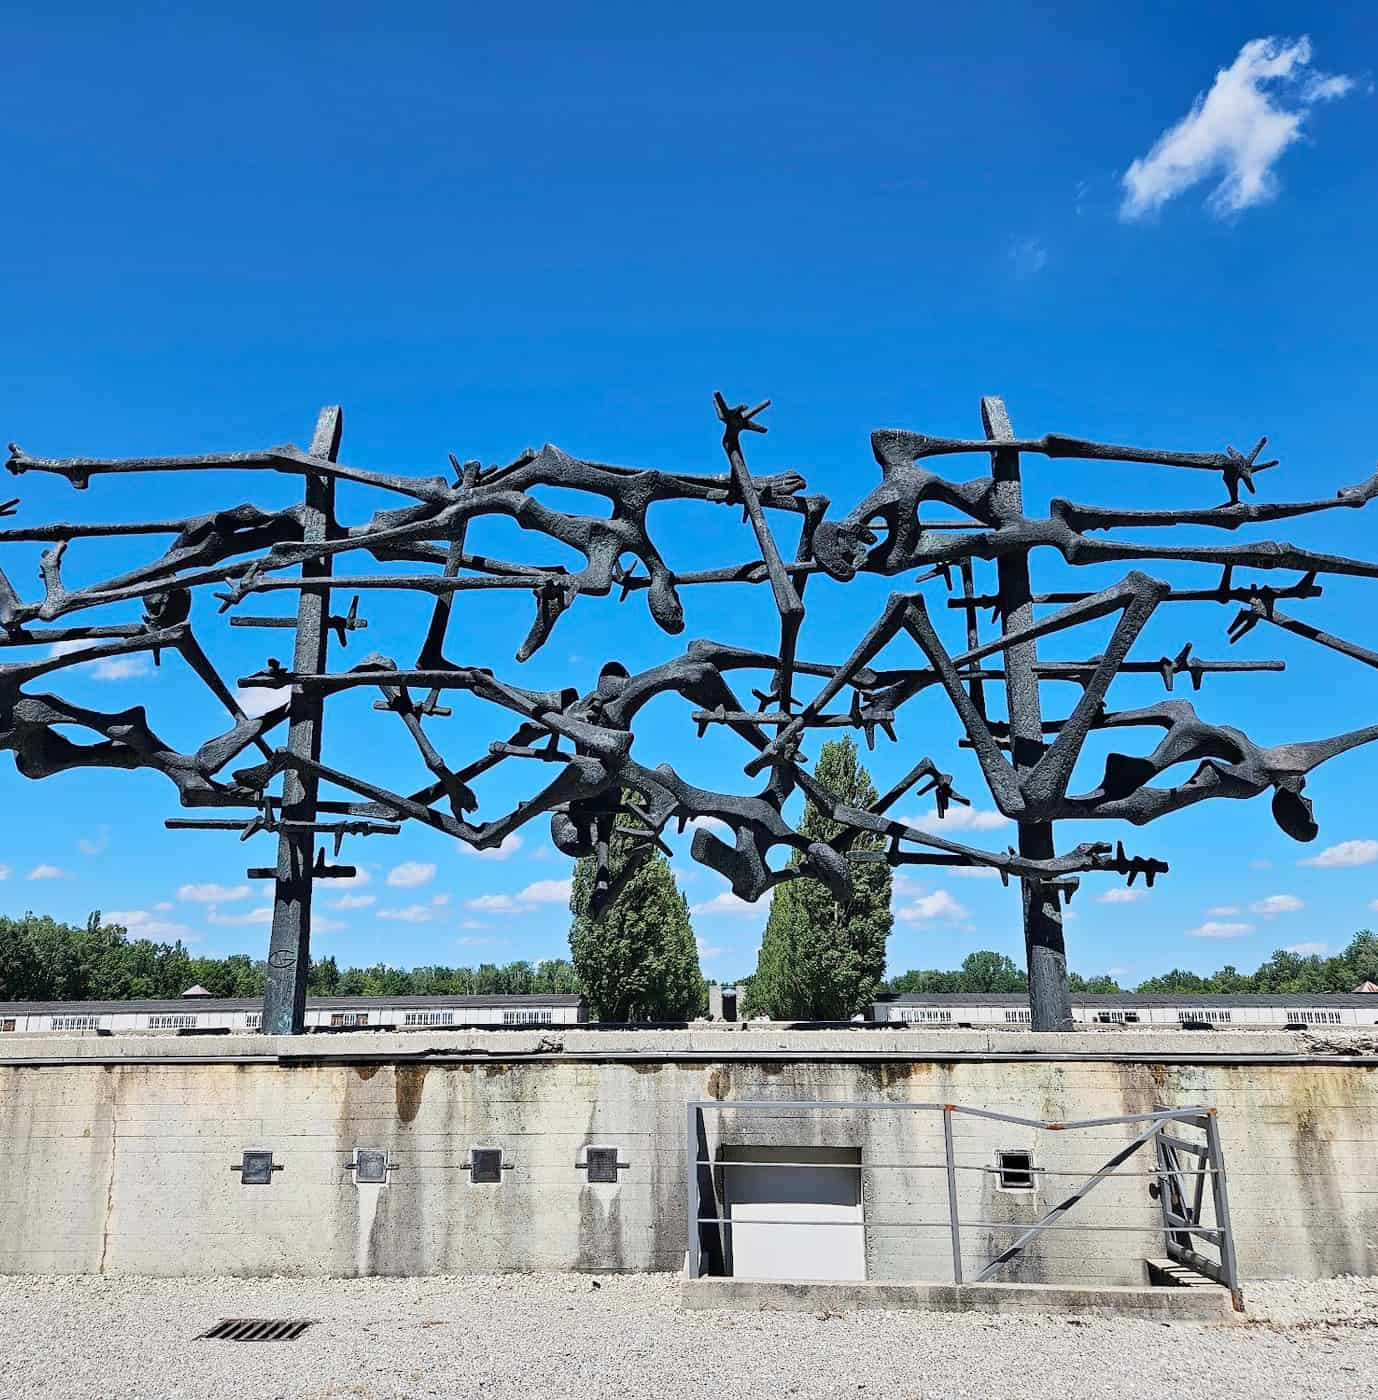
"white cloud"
330,893,376,910
1186,920,1254,939
1284,942,1328,957
312,915,346,933
378,904,434,923
463,878,572,914
457,934,507,948
1300,839,1378,868
1106,967,1130,978
1121,36,1355,220
152,900,173,912
329,867,372,890
1207,904,1242,917
691,891,763,918
1096,887,1148,905
900,808,1009,834
178,882,251,903
517,877,572,905
77,827,110,856
686,816,731,835
91,655,150,681
48,640,150,681
1249,894,1304,918
233,685,290,719
458,834,523,861
461,919,489,930
1250,858,1273,871
26,864,70,880
1008,235,1048,276
207,905,273,926
0,864,9,880
387,860,436,889
104,908,197,940
897,890,970,924
895,868,996,897
696,938,724,962
432,893,451,906
466,893,518,913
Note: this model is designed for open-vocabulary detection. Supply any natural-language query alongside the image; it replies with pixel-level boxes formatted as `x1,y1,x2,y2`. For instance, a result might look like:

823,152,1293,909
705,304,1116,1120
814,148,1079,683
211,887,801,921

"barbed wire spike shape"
4,393,1376,1031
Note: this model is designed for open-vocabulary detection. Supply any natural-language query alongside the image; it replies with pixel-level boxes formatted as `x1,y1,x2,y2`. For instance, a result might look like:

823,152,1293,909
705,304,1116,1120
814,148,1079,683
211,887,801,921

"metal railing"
686,1100,1241,1308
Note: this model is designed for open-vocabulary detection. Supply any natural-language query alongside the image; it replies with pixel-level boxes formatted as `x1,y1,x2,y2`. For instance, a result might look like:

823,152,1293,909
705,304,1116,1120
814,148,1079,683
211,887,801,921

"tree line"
1,909,1375,1011
2,736,1375,1013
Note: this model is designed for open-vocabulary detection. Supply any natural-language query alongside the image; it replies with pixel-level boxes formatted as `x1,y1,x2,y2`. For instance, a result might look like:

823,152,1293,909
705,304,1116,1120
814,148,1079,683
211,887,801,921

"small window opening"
996,1150,1035,1191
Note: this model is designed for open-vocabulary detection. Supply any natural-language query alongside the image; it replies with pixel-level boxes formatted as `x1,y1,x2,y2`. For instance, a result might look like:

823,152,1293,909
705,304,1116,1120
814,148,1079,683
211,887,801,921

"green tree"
746,737,893,1020
569,832,705,1021
956,950,1027,993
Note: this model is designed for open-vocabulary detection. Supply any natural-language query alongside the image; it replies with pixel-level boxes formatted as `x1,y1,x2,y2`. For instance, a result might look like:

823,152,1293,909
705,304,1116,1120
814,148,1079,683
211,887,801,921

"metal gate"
686,1100,1241,1307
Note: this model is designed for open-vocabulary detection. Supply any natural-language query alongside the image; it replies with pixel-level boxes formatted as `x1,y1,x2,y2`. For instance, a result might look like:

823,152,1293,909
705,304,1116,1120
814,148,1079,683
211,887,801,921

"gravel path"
0,1274,1375,1400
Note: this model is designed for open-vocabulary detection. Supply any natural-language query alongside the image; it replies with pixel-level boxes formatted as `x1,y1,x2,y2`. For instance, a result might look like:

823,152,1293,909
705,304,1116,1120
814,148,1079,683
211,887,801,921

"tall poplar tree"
568,827,706,1022
746,737,892,1019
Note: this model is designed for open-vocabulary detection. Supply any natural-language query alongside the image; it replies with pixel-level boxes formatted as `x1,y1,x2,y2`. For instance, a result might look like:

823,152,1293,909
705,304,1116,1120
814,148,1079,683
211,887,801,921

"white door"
722,1145,865,1281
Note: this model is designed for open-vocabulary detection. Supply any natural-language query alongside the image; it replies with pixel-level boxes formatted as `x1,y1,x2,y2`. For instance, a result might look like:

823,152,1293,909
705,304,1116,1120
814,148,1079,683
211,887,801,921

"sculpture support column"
983,397,1073,1032
261,407,342,1035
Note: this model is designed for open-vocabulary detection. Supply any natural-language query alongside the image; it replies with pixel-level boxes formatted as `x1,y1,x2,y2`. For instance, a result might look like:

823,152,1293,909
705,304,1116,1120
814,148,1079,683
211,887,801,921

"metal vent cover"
585,1146,620,1183
355,1149,388,1184
199,1318,314,1342
470,1147,503,1184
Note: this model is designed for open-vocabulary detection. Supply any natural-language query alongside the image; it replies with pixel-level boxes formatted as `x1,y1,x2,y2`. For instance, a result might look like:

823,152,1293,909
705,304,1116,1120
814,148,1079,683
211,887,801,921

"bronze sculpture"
5,394,1374,1030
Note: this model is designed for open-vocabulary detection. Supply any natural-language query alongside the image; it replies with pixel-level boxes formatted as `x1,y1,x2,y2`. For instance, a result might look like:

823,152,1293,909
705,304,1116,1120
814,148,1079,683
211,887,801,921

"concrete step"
681,1276,1237,1320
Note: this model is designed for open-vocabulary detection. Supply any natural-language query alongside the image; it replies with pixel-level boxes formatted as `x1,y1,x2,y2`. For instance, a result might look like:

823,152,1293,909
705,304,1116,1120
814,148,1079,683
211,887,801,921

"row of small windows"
898,1009,953,1024
0,1007,566,1032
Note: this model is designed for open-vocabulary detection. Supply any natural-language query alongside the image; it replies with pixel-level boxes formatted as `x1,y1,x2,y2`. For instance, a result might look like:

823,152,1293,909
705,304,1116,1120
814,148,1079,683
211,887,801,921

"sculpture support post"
983,397,1073,1031
261,407,342,1035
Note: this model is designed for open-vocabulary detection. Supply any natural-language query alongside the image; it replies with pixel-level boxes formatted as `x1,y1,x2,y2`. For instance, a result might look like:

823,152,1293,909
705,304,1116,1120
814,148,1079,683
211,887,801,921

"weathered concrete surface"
0,1028,1374,1282
680,1276,1238,1319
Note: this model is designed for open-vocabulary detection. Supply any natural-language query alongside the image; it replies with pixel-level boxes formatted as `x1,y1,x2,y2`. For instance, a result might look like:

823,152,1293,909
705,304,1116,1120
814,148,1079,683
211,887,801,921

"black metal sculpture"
5,394,1376,1031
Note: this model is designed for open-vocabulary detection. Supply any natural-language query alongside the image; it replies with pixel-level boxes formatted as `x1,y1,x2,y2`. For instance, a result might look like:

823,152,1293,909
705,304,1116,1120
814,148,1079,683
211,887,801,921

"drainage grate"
199,1318,314,1342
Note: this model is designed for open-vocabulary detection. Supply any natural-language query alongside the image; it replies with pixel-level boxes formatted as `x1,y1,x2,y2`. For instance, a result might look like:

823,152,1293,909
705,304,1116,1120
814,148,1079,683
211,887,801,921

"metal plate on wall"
470,1147,503,1184
240,1150,275,1185
585,1146,619,1184
356,1149,388,1184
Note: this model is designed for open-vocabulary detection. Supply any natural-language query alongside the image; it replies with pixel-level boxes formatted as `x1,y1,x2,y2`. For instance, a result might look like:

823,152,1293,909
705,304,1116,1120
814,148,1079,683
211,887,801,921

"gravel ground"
0,1274,1375,1400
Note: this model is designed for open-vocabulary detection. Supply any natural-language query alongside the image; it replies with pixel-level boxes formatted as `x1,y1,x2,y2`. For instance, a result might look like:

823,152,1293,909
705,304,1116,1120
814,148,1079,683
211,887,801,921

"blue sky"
3,4,1377,983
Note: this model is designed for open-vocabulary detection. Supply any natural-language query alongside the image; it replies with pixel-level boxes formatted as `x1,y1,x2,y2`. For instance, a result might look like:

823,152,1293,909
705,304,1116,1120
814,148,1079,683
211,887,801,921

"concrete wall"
0,1028,1374,1283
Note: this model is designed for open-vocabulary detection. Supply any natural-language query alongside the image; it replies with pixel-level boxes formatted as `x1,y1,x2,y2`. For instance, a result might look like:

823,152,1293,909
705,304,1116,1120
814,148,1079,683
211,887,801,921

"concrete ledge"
680,1277,1239,1320
2,1024,1374,1067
